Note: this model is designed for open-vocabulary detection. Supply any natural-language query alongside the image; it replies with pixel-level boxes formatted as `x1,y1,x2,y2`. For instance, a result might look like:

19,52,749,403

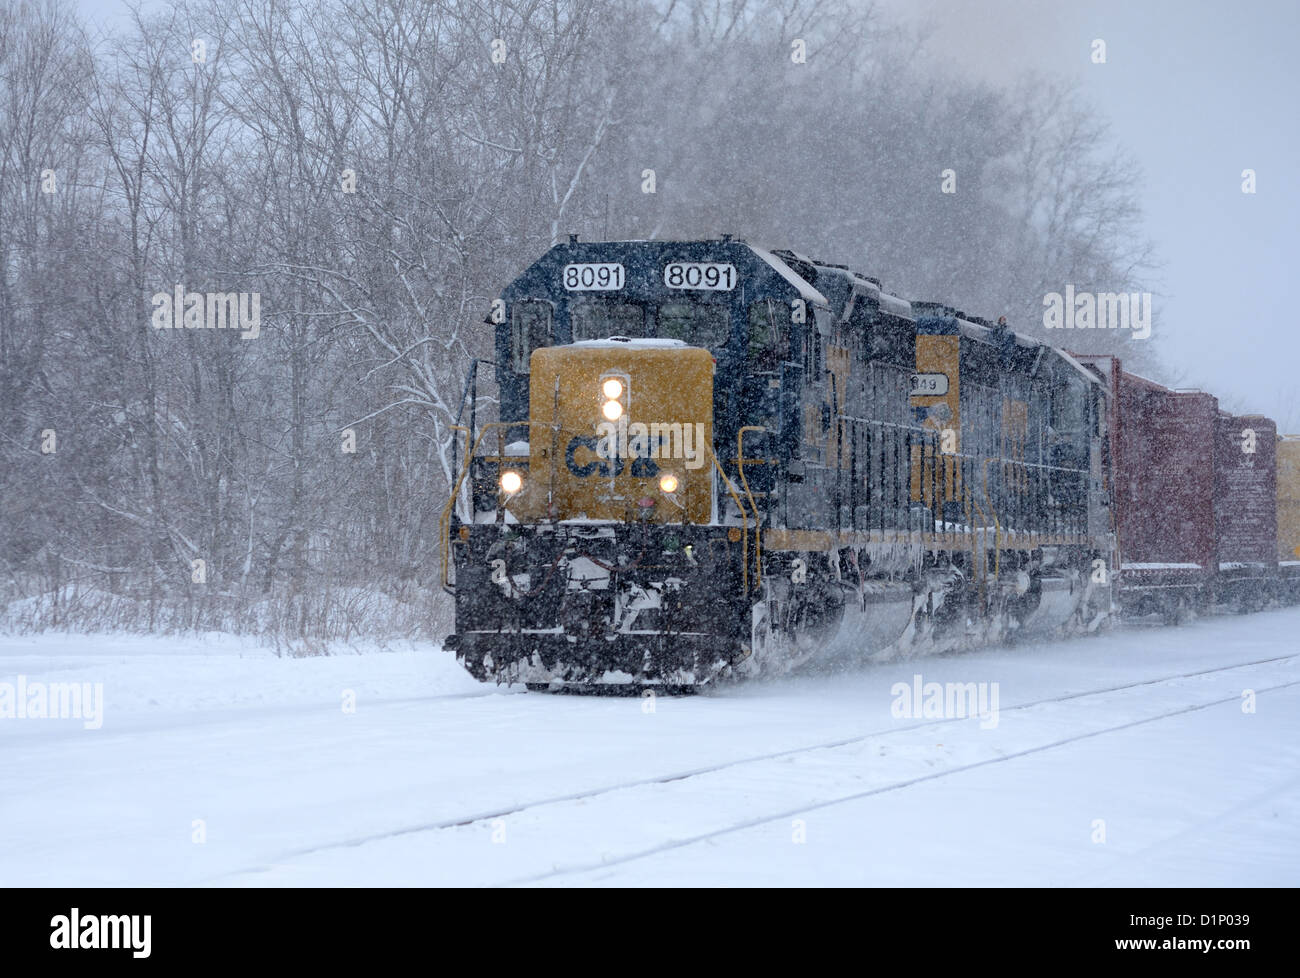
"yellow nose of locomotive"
522,341,715,524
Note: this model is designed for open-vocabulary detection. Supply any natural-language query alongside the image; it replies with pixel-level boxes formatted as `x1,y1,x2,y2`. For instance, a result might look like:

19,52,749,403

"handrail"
969,477,989,603
963,464,982,602
738,426,767,589
439,420,555,589
701,439,752,595
448,424,470,523
982,456,1002,581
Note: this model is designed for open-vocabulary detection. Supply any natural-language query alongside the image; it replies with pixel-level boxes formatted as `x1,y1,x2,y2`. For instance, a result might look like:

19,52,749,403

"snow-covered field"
2,611,1299,887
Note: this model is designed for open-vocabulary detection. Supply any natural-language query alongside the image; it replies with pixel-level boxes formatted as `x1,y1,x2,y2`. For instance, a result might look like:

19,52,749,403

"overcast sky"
73,0,1299,427
876,0,1300,427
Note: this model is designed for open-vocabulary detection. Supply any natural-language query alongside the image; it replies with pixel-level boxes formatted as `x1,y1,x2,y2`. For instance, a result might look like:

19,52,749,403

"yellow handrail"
702,440,752,595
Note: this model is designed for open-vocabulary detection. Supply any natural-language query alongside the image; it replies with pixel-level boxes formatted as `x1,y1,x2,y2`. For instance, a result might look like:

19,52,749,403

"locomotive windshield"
570,299,645,339
657,301,729,348
568,296,731,350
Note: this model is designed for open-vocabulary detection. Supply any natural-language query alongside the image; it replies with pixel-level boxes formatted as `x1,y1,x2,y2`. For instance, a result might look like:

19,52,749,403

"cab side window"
511,301,552,372
747,299,790,372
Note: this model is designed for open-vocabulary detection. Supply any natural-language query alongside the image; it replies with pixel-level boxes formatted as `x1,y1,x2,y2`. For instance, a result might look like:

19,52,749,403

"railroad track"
510,676,1300,885
214,653,1300,885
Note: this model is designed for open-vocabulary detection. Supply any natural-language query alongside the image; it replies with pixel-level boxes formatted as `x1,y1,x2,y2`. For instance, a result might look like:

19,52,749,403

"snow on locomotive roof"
569,337,689,349
806,260,913,321
747,244,830,308
873,287,912,319
943,312,1102,388
953,316,1011,343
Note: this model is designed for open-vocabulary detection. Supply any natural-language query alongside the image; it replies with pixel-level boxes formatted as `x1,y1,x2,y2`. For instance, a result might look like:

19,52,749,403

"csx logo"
565,420,707,477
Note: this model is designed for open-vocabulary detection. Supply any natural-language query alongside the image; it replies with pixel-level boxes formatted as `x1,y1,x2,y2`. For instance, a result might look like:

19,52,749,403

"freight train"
441,237,1300,690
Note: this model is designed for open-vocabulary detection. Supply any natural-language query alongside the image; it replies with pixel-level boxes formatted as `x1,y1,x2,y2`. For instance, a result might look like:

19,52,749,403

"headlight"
601,399,623,421
659,474,679,494
602,378,623,400
500,471,523,494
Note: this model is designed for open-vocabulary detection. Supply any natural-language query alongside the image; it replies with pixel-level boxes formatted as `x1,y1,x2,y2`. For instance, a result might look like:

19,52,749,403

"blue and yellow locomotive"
442,237,1114,689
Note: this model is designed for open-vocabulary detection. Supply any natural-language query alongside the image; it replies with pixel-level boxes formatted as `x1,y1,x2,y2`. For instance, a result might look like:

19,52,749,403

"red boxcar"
1075,356,1215,619
1213,411,1278,608
1076,354,1282,617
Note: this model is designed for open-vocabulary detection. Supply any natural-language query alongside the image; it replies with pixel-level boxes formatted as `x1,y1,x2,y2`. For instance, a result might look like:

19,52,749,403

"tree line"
0,0,1155,647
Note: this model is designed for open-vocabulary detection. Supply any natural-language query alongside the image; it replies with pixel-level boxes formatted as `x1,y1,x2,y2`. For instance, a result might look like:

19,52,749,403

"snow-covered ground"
2,611,1298,887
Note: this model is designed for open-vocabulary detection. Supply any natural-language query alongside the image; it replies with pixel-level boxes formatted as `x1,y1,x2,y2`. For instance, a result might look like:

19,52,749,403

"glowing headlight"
659,474,679,494
601,399,623,421
500,471,523,494
602,378,624,400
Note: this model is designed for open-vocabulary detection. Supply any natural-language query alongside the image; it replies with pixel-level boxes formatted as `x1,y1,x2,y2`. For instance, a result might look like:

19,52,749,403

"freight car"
442,237,1118,689
1075,356,1286,619
1214,409,1278,609
1277,435,1300,599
